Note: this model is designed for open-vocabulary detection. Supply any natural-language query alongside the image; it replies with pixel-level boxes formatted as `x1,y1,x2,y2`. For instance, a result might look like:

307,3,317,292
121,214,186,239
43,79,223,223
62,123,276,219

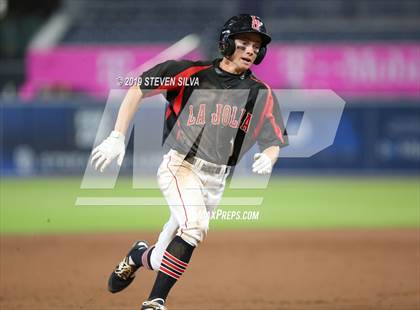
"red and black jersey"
139,58,288,166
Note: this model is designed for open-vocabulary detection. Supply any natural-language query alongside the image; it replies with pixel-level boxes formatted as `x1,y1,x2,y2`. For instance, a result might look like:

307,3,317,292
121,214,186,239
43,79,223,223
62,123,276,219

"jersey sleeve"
256,90,289,151
139,60,193,97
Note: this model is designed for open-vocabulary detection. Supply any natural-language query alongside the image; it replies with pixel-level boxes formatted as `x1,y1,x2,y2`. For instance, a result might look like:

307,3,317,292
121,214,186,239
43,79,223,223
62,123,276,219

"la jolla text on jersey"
187,102,253,133
140,76,200,87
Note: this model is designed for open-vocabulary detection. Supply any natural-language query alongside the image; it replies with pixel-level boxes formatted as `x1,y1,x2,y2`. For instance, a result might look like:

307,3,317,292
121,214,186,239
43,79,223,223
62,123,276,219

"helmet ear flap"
253,46,266,65
219,37,236,57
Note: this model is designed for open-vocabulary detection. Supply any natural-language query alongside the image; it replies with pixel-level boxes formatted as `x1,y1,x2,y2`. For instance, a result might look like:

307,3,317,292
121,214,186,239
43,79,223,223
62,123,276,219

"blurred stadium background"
0,1,419,309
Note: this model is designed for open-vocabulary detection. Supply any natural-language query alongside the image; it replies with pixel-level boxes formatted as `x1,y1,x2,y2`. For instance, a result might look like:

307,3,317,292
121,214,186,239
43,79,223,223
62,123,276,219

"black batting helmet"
219,14,271,65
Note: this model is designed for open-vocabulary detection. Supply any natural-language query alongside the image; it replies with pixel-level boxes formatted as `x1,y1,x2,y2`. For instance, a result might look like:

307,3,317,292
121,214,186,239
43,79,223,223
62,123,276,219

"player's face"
231,33,262,71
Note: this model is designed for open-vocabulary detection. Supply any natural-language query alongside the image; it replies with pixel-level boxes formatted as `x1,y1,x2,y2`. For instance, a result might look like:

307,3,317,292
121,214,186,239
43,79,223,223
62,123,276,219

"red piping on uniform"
167,86,185,119
165,65,212,119
166,156,189,229
165,104,172,119
251,76,285,144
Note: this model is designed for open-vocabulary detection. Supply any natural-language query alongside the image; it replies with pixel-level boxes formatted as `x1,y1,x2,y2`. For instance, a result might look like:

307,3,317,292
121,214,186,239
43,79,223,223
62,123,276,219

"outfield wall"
1,100,419,176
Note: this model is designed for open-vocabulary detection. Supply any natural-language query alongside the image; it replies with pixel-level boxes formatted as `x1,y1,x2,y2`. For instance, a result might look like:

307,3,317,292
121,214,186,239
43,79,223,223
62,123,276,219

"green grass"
1,176,419,234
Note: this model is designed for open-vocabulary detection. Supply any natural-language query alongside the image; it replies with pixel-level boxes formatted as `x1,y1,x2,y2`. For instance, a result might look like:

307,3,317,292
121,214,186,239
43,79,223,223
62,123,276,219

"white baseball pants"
149,149,229,271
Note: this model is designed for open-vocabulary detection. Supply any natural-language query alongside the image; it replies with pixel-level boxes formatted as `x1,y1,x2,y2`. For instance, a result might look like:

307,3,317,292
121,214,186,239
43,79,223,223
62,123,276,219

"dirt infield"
1,229,418,310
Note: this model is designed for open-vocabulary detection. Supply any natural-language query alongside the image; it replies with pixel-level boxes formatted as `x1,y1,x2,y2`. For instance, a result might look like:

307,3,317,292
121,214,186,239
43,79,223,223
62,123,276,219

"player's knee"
178,220,209,247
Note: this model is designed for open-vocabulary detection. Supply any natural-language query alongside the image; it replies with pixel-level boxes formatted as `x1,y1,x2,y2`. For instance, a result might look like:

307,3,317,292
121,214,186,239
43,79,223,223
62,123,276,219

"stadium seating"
60,0,420,44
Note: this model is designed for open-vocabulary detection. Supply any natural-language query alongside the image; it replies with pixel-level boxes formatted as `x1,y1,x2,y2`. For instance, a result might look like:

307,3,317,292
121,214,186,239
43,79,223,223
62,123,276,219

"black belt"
184,155,230,175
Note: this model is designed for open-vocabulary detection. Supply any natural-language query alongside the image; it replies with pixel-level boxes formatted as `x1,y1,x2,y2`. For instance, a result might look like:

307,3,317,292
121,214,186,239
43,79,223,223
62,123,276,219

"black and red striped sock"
148,236,195,301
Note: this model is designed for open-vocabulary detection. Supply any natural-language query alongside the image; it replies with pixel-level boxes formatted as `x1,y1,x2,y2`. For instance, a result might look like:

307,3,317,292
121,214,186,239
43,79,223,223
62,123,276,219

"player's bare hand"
91,131,126,172
252,153,272,174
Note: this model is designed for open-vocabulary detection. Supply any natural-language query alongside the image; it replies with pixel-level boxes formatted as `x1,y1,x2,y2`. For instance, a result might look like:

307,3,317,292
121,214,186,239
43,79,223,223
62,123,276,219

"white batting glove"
91,131,126,172
252,153,273,175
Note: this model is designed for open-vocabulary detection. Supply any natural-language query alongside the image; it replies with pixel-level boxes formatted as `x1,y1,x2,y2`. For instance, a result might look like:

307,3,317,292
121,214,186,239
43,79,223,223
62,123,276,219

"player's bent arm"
91,85,144,172
114,85,144,135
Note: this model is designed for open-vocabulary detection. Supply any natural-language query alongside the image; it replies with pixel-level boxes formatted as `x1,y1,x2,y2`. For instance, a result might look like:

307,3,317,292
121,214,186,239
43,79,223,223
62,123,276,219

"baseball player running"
91,14,288,310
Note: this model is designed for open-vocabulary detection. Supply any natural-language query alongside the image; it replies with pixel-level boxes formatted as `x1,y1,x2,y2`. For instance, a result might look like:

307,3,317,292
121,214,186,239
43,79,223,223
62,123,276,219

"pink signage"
21,45,203,100
21,43,419,100
253,43,420,97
